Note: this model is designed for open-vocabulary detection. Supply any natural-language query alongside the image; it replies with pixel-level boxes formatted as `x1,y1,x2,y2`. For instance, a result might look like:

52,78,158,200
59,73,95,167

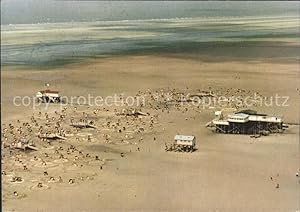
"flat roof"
174,135,195,141
213,120,230,125
228,113,249,119
40,89,59,94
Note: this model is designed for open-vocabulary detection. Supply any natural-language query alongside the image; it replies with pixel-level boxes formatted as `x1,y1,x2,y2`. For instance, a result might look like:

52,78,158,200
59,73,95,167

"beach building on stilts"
36,89,61,103
207,109,287,135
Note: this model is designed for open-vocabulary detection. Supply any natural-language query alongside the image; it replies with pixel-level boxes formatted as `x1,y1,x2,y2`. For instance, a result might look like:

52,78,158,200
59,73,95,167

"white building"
174,135,196,151
36,89,61,103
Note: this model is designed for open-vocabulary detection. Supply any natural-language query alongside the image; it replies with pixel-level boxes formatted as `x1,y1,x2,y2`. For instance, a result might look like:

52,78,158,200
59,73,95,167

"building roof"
213,120,230,125
174,135,195,141
40,89,59,94
228,113,249,123
228,113,249,119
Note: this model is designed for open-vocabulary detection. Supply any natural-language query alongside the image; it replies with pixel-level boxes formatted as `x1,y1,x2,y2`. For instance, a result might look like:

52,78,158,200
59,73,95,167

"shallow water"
1,1,299,67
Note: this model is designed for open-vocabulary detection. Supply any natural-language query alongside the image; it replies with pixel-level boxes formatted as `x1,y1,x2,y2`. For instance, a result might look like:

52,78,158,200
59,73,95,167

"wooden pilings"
215,121,283,135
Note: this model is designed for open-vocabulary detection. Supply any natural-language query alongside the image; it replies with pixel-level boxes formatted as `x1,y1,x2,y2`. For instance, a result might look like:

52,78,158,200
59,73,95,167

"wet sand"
1,55,300,212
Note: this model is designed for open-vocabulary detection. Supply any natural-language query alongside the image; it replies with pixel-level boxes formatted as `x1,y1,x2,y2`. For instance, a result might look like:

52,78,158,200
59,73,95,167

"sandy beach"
1,54,299,212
